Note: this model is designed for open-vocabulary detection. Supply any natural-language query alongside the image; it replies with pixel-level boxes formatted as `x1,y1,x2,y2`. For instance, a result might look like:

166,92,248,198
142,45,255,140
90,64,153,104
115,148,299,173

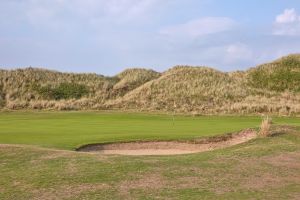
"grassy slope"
0,112,299,150
0,127,299,199
113,68,161,95
111,55,300,114
0,67,160,110
1,54,300,114
247,54,300,92
110,66,248,112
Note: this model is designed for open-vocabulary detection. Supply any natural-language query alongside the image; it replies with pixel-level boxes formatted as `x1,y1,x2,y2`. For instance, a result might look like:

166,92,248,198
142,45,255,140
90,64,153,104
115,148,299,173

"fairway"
1,126,299,199
0,112,298,150
0,113,299,199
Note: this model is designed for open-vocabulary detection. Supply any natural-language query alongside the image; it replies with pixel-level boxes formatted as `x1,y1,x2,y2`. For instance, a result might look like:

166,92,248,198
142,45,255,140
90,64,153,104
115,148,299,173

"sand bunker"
77,129,257,155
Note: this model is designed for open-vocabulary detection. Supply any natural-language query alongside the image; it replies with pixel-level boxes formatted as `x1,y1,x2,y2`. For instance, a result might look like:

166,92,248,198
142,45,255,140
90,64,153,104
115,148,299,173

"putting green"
0,111,298,150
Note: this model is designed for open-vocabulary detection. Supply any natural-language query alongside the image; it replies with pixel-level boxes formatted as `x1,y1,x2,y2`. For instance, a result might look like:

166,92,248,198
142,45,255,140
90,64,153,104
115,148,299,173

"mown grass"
0,111,298,150
0,126,299,199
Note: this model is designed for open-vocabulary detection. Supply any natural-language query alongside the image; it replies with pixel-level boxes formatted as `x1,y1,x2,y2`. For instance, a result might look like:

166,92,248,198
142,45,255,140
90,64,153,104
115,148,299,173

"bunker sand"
77,129,257,155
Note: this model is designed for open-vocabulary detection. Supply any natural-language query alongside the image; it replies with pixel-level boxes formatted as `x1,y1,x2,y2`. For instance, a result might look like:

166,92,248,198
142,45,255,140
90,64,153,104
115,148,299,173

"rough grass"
247,54,300,92
1,54,300,114
0,126,299,199
110,66,248,113
259,116,272,137
113,68,161,94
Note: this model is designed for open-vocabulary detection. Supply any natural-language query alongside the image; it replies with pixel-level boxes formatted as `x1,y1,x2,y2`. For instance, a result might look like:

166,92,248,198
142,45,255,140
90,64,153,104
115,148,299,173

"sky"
1,0,300,75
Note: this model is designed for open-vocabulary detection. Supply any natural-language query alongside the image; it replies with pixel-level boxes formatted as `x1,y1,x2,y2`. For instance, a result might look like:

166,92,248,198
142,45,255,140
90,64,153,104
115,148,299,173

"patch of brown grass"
118,172,166,198
263,152,300,169
32,184,110,200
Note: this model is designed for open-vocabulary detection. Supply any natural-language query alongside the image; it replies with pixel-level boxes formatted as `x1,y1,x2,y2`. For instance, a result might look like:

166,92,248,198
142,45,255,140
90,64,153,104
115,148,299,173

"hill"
0,54,300,115
108,66,249,113
113,68,161,96
247,54,300,92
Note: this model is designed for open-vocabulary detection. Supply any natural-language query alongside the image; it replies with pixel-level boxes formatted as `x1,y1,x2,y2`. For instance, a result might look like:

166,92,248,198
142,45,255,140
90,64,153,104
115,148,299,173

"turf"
0,127,299,199
0,112,299,199
0,111,298,150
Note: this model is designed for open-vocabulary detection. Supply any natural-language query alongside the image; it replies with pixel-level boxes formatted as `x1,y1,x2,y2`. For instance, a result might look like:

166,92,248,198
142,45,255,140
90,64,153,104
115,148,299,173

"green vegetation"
34,82,89,100
0,112,298,150
0,112,299,199
0,112,256,149
248,54,300,92
0,124,299,199
0,84,5,107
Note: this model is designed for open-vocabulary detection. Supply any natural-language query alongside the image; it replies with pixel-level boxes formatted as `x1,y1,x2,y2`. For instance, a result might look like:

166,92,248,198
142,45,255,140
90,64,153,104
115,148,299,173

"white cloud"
160,17,235,38
276,9,298,24
273,8,300,36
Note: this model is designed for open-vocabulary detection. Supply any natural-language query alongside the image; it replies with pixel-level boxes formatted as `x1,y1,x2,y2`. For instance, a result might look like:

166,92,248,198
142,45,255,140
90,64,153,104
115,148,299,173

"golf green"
0,111,298,150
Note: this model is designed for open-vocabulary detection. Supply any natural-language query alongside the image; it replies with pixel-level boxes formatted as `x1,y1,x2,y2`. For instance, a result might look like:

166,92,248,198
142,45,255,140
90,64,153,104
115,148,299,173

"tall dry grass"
0,54,300,114
259,116,272,137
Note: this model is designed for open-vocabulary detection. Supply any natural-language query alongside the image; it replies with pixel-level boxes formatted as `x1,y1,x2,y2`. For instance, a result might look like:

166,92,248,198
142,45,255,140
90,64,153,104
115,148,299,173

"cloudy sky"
1,0,300,75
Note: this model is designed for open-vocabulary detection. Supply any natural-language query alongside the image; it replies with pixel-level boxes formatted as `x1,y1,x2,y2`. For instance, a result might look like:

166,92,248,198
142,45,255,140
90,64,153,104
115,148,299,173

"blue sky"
1,0,300,75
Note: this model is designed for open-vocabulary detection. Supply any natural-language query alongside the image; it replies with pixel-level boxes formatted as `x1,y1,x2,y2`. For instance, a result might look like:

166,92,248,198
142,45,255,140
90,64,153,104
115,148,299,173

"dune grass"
0,111,298,150
2,54,300,114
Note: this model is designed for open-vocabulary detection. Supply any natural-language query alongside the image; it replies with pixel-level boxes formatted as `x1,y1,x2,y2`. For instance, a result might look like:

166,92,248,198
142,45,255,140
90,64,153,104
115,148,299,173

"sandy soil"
77,129,257,155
